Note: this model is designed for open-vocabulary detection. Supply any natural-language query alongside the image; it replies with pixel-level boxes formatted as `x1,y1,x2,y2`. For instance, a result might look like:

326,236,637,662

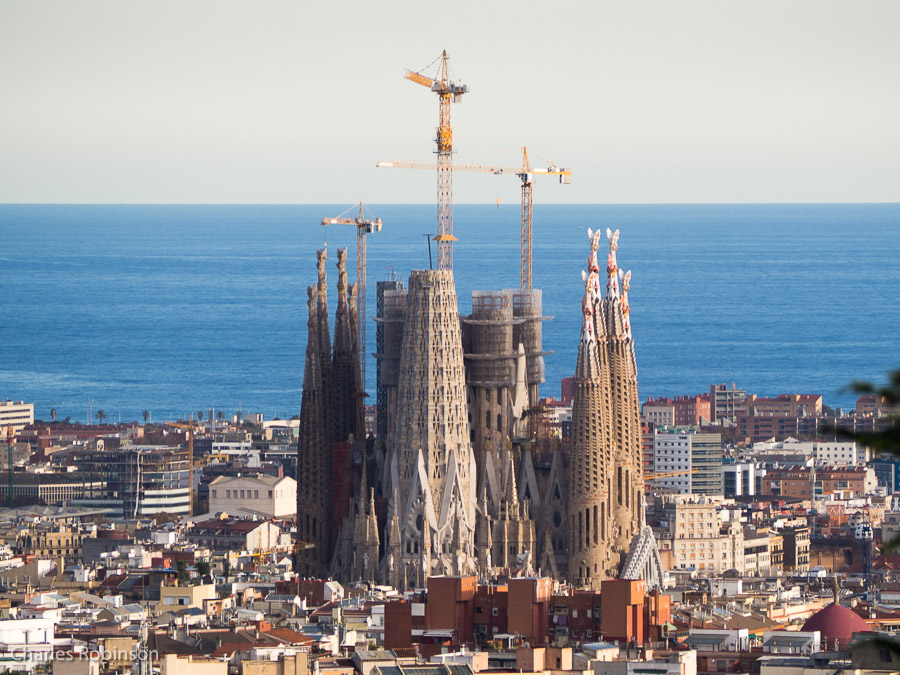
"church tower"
383,269,478,582
567,229,643,586
295,249,333,575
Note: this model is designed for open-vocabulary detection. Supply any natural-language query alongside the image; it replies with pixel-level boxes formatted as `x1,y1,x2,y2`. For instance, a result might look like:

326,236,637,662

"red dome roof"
801,603,869,649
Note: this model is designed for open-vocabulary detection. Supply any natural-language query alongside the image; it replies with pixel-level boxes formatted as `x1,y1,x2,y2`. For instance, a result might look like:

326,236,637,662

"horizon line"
2,201,899,207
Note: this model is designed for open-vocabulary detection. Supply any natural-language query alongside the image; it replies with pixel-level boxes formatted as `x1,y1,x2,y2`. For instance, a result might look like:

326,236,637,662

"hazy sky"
2,1,898,204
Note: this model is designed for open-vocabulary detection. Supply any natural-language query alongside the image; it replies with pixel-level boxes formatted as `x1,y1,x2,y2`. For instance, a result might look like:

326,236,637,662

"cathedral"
295,230,660,588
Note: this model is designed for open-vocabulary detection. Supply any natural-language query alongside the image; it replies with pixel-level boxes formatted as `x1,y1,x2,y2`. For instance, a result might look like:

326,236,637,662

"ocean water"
1,203,898,424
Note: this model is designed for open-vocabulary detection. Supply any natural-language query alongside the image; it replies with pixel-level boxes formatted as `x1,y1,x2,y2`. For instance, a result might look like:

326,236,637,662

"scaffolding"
374,287,407,450
463,290,520,388
375,280,404,442
512,289,552,391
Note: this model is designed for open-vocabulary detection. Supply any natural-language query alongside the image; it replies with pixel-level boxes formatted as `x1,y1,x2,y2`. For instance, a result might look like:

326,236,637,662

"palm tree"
50,409,57,422
197,411,204,423
142,410,150,424
217,410,224,422
96,410,107,424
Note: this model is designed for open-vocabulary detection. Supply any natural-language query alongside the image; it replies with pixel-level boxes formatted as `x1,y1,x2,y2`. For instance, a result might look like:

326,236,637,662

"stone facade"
383,270,478,583
298,233,651,590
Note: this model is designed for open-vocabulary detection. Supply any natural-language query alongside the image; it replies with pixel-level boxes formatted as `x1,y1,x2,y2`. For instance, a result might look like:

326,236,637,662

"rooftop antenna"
423,233,434,270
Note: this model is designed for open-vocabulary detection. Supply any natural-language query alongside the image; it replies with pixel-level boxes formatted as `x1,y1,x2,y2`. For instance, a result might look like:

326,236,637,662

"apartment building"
656,495,744,574
208,474,297,518
653,429,723,495
0,401,34,434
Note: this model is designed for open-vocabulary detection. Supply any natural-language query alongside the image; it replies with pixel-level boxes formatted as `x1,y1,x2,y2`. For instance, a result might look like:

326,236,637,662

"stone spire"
332,248,358,444
505,453,520,520
296,282,332,576
420,514,432,587
381,489,403,588
567,228,643,587
389,269,477,583
603,230,643,554
476,485,493,573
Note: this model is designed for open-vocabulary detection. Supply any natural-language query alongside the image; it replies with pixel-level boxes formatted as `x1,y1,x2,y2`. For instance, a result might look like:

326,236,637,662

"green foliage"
832,369,900,551
831,369,900,453
176,559,189,584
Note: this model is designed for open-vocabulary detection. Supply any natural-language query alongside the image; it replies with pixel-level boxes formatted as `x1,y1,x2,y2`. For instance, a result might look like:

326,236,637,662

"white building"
0,401,34,435
814,441,869,467
722,461,764,497
742,527,773,576
0,617,56,672
653,432,692,493
751,439,868,467
208,474,297,518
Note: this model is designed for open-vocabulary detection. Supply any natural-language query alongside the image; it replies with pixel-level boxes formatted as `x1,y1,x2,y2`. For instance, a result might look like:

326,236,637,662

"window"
268,490,273,498
226,490,231,498
240,490,245,498
212,490,217,498
254,490,259,499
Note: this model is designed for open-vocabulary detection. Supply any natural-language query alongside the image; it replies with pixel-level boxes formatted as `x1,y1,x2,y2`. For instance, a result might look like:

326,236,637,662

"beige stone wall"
54,656,101,675
160,654,227,675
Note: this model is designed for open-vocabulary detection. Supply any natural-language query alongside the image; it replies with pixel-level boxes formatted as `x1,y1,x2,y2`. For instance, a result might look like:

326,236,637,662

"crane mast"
520,148,535,290
377,147,570,289
404,51,467,271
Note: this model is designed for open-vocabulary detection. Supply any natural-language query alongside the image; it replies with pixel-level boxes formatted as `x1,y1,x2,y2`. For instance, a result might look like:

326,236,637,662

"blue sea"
1,204,898,424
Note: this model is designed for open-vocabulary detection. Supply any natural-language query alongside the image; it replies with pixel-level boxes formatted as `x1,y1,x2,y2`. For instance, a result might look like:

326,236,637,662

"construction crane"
401,50,468,271
166,416,198,515
378,147,571,289
645,469,699,481
322,203,383,394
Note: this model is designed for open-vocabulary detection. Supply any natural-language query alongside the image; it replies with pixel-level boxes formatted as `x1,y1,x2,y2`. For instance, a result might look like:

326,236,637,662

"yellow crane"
321,203,382,394
645,469,698,481
400,50,468,271
378,147,571,289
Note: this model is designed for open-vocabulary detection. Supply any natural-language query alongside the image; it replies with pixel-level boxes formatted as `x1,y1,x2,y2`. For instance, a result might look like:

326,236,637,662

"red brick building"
673,394,711,427
474,583,509,642
600,579,671,644
762,468,812,499
426,576,476,645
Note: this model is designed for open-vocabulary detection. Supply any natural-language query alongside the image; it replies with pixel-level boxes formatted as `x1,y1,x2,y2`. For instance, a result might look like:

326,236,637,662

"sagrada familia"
295,229,663,589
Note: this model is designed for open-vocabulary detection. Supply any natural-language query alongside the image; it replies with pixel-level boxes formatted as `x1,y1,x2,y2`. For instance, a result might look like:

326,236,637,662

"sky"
1,1,898,204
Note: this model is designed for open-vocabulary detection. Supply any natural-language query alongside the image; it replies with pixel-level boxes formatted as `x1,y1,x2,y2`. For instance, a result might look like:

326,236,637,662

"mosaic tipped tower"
383,269,478,581
567,228,643,586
